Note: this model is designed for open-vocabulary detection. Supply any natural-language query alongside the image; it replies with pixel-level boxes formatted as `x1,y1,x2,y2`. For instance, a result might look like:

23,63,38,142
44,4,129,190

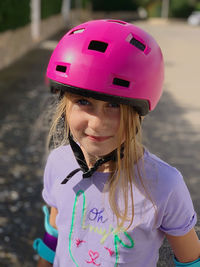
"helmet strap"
61,130,124,184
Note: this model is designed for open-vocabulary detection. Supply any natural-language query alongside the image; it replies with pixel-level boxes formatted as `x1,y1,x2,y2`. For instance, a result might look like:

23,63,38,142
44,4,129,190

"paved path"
135,19,200,131
136,19,200,266
0,20,199,266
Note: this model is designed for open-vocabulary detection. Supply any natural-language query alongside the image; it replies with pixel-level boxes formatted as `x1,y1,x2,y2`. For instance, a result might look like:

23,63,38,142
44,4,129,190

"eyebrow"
70,95,91,101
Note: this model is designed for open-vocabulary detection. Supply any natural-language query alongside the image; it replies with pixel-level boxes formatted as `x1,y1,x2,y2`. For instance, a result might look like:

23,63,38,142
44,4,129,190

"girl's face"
66,95,121,167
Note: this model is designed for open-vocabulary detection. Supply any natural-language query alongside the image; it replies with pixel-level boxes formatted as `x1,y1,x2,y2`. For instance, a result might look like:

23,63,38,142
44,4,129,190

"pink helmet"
47,19,164,115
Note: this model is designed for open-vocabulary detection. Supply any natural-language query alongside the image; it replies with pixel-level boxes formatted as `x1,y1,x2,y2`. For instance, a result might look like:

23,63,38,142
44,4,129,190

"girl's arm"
37,207,58,266
37,257,53,267
166,228,200,263
49,206,58,229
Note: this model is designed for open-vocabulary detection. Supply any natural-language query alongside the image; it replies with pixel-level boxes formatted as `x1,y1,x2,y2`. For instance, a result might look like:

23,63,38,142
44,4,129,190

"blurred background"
0,0,200,266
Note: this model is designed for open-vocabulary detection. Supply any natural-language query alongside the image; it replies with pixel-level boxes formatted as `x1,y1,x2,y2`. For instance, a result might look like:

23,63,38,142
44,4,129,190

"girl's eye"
108,102,120,108
77,99,90,106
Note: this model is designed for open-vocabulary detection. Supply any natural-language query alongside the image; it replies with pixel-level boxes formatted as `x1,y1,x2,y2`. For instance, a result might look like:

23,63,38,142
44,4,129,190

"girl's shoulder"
44,144,79,176
47,144,74,164
142,148,183,189
43,144,80,187
140,149,193,214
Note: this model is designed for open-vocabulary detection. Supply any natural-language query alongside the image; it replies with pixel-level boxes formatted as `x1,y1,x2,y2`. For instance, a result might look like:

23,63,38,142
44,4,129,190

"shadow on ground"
0,33,199,266
143,90,200,266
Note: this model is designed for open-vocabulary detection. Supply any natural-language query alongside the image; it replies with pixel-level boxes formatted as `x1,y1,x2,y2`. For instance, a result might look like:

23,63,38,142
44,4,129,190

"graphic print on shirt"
69,190,134,266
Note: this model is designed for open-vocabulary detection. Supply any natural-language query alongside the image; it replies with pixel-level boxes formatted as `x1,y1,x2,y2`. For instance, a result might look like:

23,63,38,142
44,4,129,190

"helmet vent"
130,37,145,51
113,78,130,88
56,65,67,73
88,40,108,53
107,19,127,25
69,28,85,34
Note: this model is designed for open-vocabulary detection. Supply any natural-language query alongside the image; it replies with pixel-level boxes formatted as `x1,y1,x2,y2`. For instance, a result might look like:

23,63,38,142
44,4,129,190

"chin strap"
61,133,124,184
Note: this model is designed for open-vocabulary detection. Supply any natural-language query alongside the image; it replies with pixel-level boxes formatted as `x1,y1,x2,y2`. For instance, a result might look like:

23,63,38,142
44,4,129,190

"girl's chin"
80,140,118,158
82,146,116,160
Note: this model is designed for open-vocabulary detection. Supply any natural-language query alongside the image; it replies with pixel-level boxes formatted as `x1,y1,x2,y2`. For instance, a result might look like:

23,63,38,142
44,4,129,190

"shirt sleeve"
42,151,57,208
159,174,197,236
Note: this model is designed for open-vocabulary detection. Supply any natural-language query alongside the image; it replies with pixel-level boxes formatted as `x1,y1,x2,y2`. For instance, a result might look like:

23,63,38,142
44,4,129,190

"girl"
33,19,200,266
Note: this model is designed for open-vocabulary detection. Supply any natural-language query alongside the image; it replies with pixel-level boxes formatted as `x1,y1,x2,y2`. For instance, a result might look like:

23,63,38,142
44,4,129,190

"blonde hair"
107,104,144,231
47,93,154,231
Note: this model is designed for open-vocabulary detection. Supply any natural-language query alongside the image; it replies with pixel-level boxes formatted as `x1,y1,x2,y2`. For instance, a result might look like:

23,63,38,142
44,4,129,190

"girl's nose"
88,108,107,131
88,114,104,131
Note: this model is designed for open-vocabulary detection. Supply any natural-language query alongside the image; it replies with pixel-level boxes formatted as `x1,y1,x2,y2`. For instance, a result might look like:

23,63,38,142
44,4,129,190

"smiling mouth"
86,135,112,142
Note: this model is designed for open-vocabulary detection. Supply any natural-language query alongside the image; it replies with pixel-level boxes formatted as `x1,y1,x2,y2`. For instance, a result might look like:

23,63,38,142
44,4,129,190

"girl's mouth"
86,135,111,142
